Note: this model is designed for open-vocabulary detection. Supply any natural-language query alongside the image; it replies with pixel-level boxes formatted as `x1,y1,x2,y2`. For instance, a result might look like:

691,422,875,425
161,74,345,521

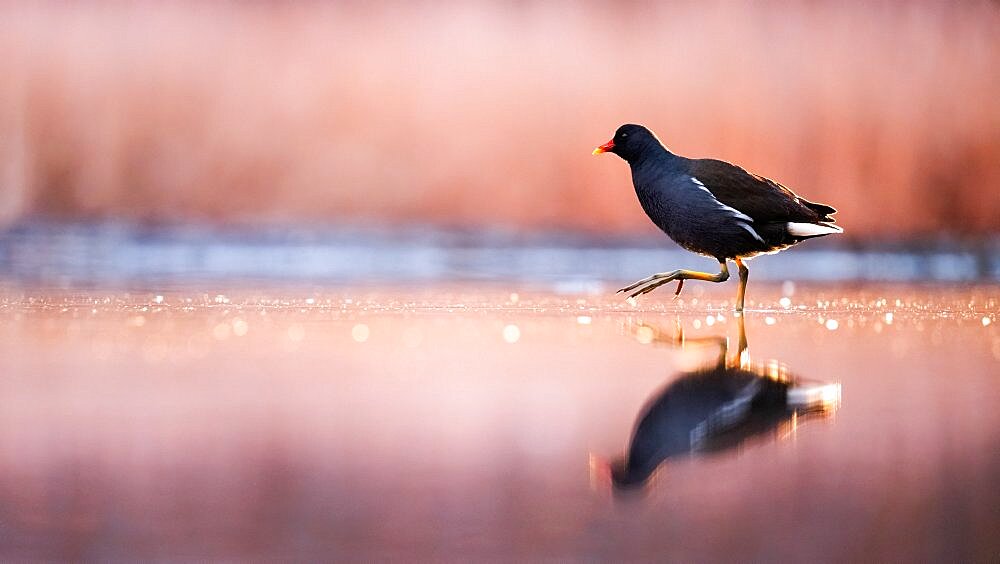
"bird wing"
691,377,761,448
689,159,836,224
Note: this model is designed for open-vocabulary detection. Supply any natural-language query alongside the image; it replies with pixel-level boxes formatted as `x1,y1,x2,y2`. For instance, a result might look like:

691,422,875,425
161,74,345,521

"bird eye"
621,133,628,138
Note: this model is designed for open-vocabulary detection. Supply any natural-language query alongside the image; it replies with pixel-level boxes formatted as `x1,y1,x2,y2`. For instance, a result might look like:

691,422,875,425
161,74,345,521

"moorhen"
593,124,842,311
601,316,841,490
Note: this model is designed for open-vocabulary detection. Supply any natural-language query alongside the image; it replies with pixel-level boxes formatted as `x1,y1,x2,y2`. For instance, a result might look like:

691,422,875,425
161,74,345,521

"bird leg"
735,258,749,312
618,261,730,300
673,279,684,298
640,318,733,368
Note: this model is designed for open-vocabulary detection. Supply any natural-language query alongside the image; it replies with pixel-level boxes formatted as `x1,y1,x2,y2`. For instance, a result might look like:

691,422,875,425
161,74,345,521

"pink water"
0,284,997,560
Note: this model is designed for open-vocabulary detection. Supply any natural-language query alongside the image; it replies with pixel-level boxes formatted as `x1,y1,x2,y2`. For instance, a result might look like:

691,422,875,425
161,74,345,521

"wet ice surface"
0,282,997,560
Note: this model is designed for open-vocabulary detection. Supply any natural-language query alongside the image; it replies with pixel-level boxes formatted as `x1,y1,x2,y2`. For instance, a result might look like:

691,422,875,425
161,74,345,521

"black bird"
598,316,841,490
593,124,842,311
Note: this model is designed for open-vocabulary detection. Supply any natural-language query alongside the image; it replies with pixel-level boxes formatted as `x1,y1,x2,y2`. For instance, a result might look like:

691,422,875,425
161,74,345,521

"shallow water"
0,283,997,560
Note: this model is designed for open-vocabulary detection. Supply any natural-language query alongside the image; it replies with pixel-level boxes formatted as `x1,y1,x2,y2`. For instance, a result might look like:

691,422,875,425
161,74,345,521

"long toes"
627,286,652,300
634,280,669,297
619,271,683,296
619,281,649,293
638,285,660,296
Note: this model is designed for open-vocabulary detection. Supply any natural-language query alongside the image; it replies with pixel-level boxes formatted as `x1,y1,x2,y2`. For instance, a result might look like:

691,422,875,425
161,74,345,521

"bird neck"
625,142,677,169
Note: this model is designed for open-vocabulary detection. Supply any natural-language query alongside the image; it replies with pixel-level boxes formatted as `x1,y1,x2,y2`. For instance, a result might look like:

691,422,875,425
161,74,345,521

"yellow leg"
618,261,730,300
735,257,749,312
734,311,747,363
640,315,748,370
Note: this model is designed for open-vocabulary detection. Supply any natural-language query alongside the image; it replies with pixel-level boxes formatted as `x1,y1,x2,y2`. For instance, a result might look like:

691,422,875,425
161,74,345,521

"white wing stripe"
690,177,754,222
738,221,765,243
691,176,764,230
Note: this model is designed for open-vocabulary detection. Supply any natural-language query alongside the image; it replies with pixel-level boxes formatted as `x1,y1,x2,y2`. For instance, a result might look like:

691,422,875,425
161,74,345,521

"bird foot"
624,279,673,299
617,270,681,297
618,265,728,301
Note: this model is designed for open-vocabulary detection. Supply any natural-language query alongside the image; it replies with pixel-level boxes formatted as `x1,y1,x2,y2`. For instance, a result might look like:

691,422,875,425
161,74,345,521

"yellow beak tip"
592,148,605,155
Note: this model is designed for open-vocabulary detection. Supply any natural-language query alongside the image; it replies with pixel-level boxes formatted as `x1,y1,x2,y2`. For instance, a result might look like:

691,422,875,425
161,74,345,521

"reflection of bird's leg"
618,261,730,300
733,313,749,368
735,257,750,312
641,313,750,368
646,318,727,352
736,314,747,357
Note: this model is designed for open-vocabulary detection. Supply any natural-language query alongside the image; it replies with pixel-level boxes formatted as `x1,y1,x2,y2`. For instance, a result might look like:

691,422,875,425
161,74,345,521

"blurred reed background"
0,1,997,240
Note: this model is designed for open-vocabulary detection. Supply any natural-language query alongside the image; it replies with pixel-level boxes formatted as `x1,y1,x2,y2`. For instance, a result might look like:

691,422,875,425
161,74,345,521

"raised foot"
618,270,686,299
618,263,730,301
616,270,680,295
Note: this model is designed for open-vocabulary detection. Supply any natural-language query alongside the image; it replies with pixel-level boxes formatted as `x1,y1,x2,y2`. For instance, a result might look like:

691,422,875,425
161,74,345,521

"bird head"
592,124,661,162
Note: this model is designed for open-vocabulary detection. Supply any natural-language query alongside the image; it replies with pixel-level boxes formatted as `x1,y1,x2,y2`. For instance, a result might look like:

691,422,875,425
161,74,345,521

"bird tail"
799,198,838,221
786,382,842,410
786,222,844,238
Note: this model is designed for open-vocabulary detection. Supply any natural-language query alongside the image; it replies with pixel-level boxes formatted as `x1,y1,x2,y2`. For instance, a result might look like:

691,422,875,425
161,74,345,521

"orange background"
0,2,997,238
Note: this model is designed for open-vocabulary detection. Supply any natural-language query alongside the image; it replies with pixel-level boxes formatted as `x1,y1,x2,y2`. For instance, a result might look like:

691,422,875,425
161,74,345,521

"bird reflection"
596,315,840,492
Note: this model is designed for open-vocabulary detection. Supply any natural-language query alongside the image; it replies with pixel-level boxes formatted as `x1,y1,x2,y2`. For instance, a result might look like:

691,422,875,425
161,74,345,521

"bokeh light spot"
503,324,520,343
352,323,370,342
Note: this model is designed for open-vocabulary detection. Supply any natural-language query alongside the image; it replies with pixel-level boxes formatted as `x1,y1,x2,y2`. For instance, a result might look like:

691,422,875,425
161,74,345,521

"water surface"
0,284,997,560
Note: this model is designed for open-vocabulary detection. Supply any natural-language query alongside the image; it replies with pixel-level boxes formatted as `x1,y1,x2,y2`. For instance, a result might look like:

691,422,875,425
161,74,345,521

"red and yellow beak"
592,139,615,155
